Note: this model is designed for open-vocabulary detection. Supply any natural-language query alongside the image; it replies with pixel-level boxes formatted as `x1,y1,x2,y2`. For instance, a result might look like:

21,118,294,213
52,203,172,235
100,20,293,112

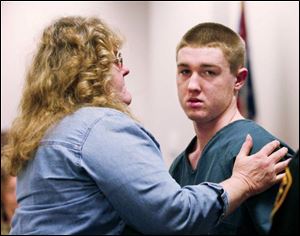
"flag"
237,1,256,120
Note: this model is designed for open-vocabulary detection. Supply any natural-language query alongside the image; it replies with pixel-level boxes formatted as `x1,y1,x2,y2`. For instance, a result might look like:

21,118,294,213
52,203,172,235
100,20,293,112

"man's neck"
194,107,244,153
187,107,244,170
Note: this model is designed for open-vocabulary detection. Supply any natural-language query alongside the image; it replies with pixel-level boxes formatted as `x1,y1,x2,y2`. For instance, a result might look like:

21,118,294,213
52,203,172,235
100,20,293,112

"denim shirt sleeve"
81,112,228,234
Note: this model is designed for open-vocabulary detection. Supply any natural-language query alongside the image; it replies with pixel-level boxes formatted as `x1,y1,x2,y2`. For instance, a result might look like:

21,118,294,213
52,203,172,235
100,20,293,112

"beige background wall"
1,1,299,166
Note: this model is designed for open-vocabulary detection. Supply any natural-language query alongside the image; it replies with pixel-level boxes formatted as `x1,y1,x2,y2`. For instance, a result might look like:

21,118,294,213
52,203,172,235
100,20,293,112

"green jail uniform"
169,119,295,235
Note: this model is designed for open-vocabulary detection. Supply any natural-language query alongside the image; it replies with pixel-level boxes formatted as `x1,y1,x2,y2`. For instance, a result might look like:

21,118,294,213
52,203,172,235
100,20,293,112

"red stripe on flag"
238,1,256,119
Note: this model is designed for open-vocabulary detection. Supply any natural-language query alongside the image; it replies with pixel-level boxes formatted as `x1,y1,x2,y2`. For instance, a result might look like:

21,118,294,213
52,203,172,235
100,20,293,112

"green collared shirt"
170,119,295,235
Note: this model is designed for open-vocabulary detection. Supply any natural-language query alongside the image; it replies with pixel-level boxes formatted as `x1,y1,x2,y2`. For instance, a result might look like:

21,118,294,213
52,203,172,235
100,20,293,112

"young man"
169,22,295,235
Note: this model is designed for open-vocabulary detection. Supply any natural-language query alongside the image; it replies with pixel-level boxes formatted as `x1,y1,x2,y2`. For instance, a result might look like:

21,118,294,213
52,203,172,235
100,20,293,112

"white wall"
247,2,299,148
1,1,299,167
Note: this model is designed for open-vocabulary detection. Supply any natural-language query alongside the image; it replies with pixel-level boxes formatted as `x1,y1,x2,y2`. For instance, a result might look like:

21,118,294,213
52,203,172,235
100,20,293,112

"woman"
2,16,289,234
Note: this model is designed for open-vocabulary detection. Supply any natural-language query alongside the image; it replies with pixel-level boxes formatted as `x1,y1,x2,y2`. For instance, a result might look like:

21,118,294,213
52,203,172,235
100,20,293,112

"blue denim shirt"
11,107,228,235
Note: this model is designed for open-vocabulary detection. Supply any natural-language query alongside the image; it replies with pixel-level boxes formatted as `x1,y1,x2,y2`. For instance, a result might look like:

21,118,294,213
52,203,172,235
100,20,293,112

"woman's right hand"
220,134,290,215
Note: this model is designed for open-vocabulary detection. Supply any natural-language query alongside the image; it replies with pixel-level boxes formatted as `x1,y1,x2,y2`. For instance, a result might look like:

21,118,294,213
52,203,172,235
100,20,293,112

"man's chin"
186,113,207,123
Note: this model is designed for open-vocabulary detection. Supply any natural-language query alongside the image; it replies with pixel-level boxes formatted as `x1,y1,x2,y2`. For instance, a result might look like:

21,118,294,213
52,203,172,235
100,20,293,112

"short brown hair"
176,22,246,74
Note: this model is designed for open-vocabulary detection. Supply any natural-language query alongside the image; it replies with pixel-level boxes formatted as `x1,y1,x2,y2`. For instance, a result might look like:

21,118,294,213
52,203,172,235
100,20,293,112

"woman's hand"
220,134,290,215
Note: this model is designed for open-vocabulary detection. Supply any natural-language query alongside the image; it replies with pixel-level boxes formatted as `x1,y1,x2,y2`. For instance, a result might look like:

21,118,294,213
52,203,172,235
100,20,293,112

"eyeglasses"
114,52,123,69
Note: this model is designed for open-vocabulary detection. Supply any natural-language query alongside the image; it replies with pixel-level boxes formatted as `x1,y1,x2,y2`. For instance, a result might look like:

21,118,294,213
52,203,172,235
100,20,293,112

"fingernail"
274,140,280,146
277,140,281,145
246,134,252,140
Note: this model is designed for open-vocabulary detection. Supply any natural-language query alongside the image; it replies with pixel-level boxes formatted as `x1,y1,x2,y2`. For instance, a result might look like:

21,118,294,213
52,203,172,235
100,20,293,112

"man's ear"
234,67,248,90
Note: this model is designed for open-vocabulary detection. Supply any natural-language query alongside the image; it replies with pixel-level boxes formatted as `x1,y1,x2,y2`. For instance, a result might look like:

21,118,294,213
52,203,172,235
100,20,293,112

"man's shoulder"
218,119,293,153
220,119,269,138
169,137,197,175
169,149,186,175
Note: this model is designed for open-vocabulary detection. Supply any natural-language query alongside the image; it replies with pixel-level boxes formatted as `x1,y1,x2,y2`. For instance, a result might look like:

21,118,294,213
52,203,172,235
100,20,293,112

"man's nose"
187,73,201,91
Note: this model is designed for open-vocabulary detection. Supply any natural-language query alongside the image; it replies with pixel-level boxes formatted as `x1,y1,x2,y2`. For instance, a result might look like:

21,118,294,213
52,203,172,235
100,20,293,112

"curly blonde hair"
2,16,132,176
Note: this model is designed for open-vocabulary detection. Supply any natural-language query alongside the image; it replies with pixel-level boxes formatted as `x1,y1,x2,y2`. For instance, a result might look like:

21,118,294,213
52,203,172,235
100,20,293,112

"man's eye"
179,69,191,75
204,70,216,76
